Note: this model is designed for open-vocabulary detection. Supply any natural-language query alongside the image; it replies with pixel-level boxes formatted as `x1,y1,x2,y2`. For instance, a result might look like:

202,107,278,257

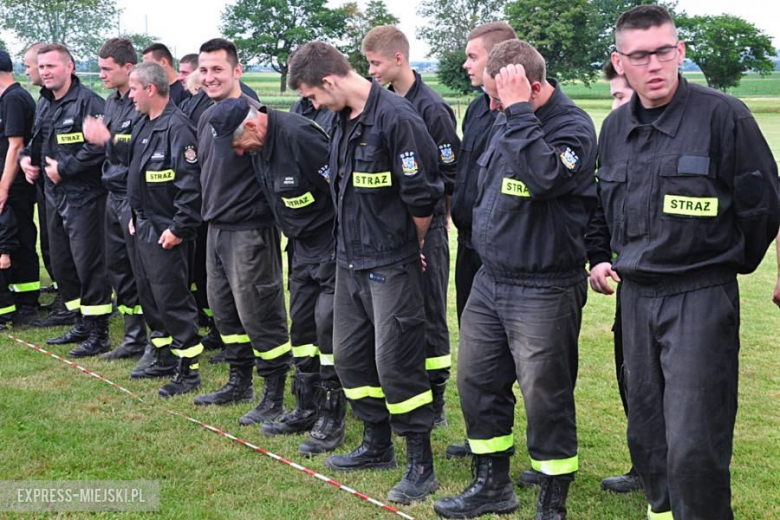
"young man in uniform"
142,44,190,107
178,54,198,87
589,6,779,519
20,44,113,357
434,40,598,519
361,25,459,428
289,41,443,505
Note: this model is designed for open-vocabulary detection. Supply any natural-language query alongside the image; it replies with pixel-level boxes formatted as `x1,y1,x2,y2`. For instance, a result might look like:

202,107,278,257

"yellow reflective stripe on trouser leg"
319,353,334,366
531,455,579,475
172,343,204,358
118,304,143,315
81,303,113,316
647,506,674,519
469,434,514,455
64,298,81,311
203,308,213,317
0,305,17,315
343,386,385,400
386,389,433,415
221,334,251,344
9,281,41,293
291,343,319,358
425,355,451,371
151,336,173,348
254,341,292,360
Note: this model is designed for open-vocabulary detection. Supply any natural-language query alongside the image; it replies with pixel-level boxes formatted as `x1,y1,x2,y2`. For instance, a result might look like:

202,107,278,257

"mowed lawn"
0,79,778,519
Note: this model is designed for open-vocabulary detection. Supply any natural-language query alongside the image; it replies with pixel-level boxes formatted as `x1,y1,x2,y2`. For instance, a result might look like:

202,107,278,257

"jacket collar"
40,74,82,103
621,74,688,141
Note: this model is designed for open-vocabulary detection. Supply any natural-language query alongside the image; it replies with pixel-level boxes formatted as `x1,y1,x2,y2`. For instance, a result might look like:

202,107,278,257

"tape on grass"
7,334,416,520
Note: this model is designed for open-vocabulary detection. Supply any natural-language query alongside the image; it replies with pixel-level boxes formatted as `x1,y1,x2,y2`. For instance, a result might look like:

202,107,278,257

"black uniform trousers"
333,258,434,436
0,270,14,319
8,183,40,306
613,284,629,417
46,188,112,316
621,276,739,520
190,223,211,320
458,267,583,476
454,240,482,326
422,224,451,385
289,249,336,383
206,226,291,376
36,180,54,284
105,193,144,318
133,217,201,359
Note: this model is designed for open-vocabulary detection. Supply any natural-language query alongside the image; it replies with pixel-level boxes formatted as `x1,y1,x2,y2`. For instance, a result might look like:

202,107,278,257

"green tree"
341,0,400,76
677,15,774,91
436,49,472,94
221,0,347,92
0,0,119,60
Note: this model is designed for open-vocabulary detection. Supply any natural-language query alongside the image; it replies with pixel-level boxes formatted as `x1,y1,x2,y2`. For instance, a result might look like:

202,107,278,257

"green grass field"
1,76,778,519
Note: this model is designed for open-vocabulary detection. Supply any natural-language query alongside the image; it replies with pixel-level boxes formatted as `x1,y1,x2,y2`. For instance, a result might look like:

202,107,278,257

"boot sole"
433,496,519,519
131,371,177,380
387,477,439,505
324,458,397,472
195,395,255,407
69,349,111,358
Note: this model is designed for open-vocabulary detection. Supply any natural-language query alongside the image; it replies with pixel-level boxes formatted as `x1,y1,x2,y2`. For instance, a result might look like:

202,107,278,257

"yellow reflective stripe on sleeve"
221,334,251,344
9,281,41,293
151,336,173,348
115,134,131,142
203,308,213,317
530,455,579,475
663,195,718,217
65,298,82,311
343,386,385,400
469,434,514,455
172,343,204,359
501,178,531,197
57,132,84,144
319,353,334,366
292,344,319,358
0,304,17,315
145,169,175,183
282,192,315,209
81,303,114,316
254,341,292,360
647,505,674,520
386,389,433,415
190,363,200,370
118,304,143,315
425,355,452,371
353,171,392,188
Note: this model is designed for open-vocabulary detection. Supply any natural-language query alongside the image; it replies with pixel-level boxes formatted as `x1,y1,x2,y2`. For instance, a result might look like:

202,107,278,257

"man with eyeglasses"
589,6,779,519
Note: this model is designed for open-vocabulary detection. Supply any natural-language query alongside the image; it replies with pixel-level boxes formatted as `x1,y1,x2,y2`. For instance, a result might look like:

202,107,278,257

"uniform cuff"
408,204,436,218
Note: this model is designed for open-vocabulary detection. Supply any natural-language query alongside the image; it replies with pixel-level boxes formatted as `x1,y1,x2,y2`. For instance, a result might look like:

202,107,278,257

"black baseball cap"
0,50,13,73
208,97,251,139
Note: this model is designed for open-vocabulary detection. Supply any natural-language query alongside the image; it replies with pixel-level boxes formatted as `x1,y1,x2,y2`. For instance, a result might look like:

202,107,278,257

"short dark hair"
485,40,546,84
288,42,351,90
180,53,198,68
616,5,675,34
37,43,75,66
99,38,137,66
199,38,239,68
0,50,12,73
603,60,619,81
467,22,518,53
142,43,174,65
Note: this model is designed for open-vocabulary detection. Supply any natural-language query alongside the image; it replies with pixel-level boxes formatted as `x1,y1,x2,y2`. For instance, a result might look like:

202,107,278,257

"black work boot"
237,372,286,425
325,420,397,471
387,433,438,504
201,325,224,351
33,298,78,328
263,372,319,435
300,381,347,455
46,316,88,345
535,475,572,520
69,316,111,357
433,455,518,518
432,381,448,428
131,346,178,378
518,468,544,488
193,364,254,406
446,438,471,459
12,305,40,327
159,357,202,398
600,467,642,493
131,343,157,374
208,348,227,364
101,314,147,360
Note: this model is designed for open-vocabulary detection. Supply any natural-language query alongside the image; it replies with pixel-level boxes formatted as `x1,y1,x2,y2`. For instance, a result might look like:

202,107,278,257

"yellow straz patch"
353,171,392,188
501,178,531,198
282,192,315,209
145,170,175,183
663,195,718,217
56,132,84,144
114,134,132,143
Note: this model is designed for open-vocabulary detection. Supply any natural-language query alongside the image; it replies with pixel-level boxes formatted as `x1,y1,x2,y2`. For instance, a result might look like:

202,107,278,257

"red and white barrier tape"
7,334,416,520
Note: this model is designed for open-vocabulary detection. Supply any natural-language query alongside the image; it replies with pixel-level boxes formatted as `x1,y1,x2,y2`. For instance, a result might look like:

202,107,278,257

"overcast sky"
4,0,779,62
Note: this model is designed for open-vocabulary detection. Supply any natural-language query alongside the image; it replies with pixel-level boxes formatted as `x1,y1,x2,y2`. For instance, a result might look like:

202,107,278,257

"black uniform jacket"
291,97,335,136
102,89,143,195
472,81,598,286
181,90,214,125
592,76,780,283
331,80,444,270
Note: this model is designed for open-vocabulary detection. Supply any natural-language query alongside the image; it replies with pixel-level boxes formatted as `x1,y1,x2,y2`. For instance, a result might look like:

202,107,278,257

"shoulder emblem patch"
400,151,419,176
439,144,455,164
184,145,198,164
318,164,331,182
559,147,580,171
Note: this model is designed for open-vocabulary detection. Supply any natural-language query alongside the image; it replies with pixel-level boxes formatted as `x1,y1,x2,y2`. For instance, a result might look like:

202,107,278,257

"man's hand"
495,64,533,108
20,156,40,184
159,229,182,249
0,188,8,215
44,157,62,184
0,253,10,270
773,278,780,308
128,219,135,236
589,261,621,295
83,116,111,146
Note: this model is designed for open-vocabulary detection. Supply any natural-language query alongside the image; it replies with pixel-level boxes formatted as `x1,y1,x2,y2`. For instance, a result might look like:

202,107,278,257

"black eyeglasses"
617,42,678,66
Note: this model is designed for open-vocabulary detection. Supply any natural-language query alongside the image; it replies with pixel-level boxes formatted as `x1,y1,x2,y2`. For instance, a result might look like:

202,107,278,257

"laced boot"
237,372,286,425
263,372,319,435
193,364,254,405
387,432,438,504
101,314,147,359
433,455,518,518
300,380,347,455
324,420,397,471
69,316,111,357
46,315,88,345
534,475,572,520
159,357,202,397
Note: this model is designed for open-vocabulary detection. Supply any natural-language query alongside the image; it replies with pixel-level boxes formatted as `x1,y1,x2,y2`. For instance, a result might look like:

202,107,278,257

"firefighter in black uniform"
291,96,335,134
94,38,151,365
589,7,780,520
212,97,345,455
85,61,203,397
0,203,19,328
142,44,190,108
435,41,598,519
20,44,113,357
362,25,460,428
0,50,39,326
289,42,443,505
